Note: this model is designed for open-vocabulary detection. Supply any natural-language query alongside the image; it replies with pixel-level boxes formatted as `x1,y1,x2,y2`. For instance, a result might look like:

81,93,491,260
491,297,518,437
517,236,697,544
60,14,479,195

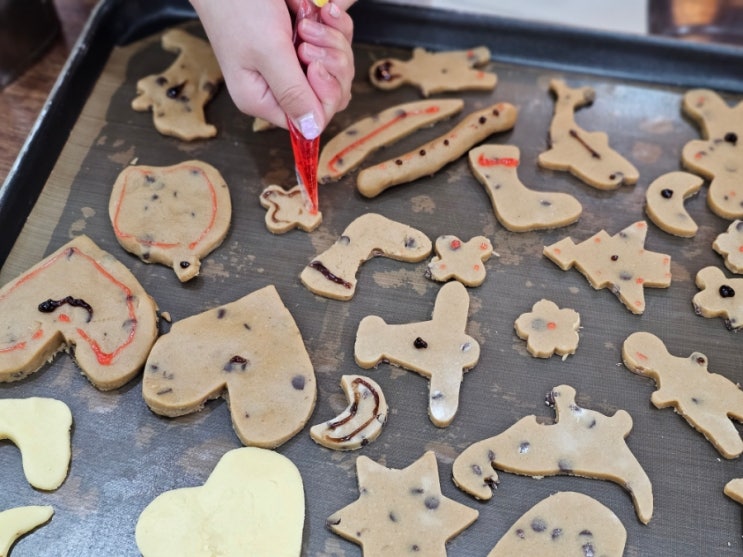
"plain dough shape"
259,184,322,234
622,331,743,458
713,220,743,274
131,28,222,140
327,451,478,555
142,285,316,449
310,374,388,450
538,79,639,190
318,98,464,183
487,492,626,557
299,213,432,301
644,171,703,237
0,235,159,390
0,398,72,491
368,46,496,96
692,266,743,330
725,478,743,505
355,281,480,427
514,299,580,359
426,235,493,286
136,447,304,557
543,221,672,315
681,88,743,219
452,384,653,524
469,144,582,231
0,506,54,557
110,160,232,281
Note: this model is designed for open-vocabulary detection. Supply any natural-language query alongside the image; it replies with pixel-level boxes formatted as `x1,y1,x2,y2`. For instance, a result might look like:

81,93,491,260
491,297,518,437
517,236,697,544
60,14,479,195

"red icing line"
477,153,519,168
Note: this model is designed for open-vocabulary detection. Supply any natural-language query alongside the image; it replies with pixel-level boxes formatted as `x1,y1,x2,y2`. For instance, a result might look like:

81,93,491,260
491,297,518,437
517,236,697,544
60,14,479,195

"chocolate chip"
724,132,738,145
660,188,674,199
414,337,428,349
155,76,168,86
515,528,526,539
419,149,426,156
216,308,226,319
478,116,487,124
557,459,573,472
395,159,403,166
471,464,482,476
424,496,440,510
695,356,706,365
551,528,562,540
582,542,596,557
531,518,547,532
519,441,530,453
720,284,736,298
291,375,306,390
179,261,190,269
610,254,619,261
389,512,397,522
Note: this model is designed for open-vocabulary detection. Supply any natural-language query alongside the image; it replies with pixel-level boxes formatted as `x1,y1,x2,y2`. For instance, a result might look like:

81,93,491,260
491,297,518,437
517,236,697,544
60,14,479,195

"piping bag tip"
288,116,320,215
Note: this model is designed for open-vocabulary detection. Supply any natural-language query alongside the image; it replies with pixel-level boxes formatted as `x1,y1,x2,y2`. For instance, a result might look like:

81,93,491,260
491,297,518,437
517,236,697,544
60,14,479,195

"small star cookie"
514,299,580,359
693,266,743,330
713,220,743,274
426,235,493,286
259,185,322,234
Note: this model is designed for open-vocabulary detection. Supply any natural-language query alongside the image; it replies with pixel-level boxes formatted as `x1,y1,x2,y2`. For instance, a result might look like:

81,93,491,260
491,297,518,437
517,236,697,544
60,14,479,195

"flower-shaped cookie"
713,220,743,274
514,299,580,359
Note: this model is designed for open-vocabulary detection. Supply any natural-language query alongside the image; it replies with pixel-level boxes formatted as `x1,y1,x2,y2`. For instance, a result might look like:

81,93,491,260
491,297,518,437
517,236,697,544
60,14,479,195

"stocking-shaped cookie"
693,266,743,330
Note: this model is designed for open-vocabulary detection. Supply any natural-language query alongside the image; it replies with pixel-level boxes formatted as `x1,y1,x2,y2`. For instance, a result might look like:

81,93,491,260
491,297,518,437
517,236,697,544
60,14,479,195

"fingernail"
296,112,321,140
329,2,341,17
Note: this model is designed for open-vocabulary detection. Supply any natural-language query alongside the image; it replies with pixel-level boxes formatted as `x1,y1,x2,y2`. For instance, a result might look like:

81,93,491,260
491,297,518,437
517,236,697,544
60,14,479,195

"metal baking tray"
2,1,743,555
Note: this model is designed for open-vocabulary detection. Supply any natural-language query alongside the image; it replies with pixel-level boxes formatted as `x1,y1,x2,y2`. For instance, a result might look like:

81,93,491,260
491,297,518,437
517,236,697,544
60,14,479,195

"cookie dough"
725,478,743,505
318,99,464,183
452,384,653,524
0,506,54,557
487,492,626,557
644,171,703,237
142,285,316,448
0,398,72,491
259,184,322,234
469,144,582,231
426,235,494,286
543,221,672,314
357,102,518,198
713,220,743,274
355,281,480,427
369,46,496,96
0,235,159,390
110,160,232,281
538,79,639,189
514,299,580,359
131,28,222,140
327,451,478,555
136,447,304,557
299,213,431,301
310,374,388,450
693,266,743,330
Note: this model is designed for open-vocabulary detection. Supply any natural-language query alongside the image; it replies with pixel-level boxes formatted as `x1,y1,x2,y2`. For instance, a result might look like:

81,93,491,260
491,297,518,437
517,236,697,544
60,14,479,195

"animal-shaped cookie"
357,102,518,198
713,220,743,274
623,331,743,458
0,506,54,557
300,213,431,301
131,29,222,140
142,285,316,448
110,160,232,281
310,374,388,450
0,398,72,491
538,79,639,189
136,447,304,557
693,266,743,330
425,235,494,286
452,384,653,524
681,89,743,219
355,281,480,427
318,99,464,183
487,492,626,557
514,299,580,359
469,144,582,231
543,221,672,314
259,185,322,234
369,46,496,96
644,171,703,237
327,451,479,555
0,235,159,390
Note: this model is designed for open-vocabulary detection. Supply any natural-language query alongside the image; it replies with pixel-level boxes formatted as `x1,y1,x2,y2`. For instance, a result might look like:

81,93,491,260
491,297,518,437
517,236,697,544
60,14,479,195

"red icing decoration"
476,152,519,168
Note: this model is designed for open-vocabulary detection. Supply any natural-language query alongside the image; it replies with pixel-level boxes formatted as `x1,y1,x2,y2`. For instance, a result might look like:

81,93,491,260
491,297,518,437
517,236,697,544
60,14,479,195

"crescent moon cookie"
357,102,518,198
514,299,580,359
681,89,743,219
310,374,388,450
623,331,743,458
543,221,672,314
259,185,322,234
369,46,497,96
131,28,223,141
0,506,54,557
469,144,582,231
487,492,627,557
692,266,743,331
355,281,480,427
0,235,159,390
318,99,464,183
644,171,703,237
425,235,494,287
109,161,232,282
300,213,432,301
142,285,316,448
713,220,743,274
538,79,639,190
452,384,654,524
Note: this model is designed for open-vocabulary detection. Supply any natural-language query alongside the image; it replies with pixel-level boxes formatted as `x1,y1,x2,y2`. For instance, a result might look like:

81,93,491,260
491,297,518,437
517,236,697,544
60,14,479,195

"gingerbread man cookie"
300,213,431,301
131,28,222,140
369,46,496,96
327,451,479,556
514,299,580,359
693,266,743,330
644,171,704,238
355,281,480,427
543,221,672,314
452,384,653,524
110,160,232,282
425,235,494,286
623,331,743,458
538,79,639,189
259,185,322,234
0,506,54,557
469,144,583,231
681,89,743,219
713,220,743,274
